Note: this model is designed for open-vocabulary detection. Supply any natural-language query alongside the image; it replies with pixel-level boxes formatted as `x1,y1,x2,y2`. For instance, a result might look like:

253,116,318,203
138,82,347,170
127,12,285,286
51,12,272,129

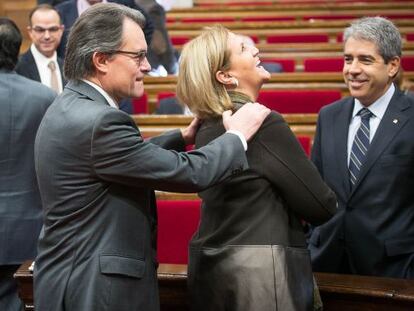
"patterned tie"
48,60,60,93
349,108,373,187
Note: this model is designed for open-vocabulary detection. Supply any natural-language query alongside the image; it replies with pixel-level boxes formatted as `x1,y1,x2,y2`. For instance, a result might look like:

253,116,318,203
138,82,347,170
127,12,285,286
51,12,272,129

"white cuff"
226,130,248,151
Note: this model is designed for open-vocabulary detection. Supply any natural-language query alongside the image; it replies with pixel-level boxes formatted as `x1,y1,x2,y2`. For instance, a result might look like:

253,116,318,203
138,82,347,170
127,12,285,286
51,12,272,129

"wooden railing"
15,260,414,311
133,113,318,139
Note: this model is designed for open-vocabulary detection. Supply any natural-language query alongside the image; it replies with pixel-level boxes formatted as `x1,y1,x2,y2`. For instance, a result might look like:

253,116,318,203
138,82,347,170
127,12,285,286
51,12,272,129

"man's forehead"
121,17,147,49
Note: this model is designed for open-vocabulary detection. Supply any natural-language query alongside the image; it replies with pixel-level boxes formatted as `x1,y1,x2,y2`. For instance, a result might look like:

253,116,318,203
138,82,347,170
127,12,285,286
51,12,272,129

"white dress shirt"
347,83,395,165
30,44,63,93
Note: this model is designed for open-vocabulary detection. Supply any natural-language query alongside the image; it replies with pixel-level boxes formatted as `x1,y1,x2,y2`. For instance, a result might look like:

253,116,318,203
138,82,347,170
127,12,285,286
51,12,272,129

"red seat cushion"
304,14,355,21
266,33,329,44
304,57,344,72
258,90,342,113
401,56,414,71
407,33,414,42
181,17,236,23
171,36,191,45
297,136,311,156
262,58,295,72
241,16,295,22
157,92,176,103
157,200,201,264
132,93,148,114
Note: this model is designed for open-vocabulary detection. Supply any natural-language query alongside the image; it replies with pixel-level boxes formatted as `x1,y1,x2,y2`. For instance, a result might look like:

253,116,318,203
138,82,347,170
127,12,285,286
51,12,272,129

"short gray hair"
64,3,146,80
343,16,402,63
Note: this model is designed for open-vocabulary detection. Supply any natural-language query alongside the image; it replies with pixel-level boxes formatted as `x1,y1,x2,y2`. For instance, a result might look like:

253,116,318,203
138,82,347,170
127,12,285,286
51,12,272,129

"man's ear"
92,51,110,74
27,26,34,41
216,70,235,86
388,56,401,79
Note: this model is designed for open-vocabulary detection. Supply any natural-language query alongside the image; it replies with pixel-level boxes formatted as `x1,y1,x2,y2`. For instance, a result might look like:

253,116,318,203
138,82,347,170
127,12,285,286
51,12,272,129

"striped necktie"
349,108,373,187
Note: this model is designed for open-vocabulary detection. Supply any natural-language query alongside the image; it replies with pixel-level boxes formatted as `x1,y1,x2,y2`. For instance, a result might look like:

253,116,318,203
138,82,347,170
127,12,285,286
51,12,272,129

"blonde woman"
177,25,336,311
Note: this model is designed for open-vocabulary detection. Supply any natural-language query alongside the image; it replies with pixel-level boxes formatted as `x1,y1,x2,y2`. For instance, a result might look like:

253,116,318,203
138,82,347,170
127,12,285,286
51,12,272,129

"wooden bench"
132,113,318,139
15,260,414,311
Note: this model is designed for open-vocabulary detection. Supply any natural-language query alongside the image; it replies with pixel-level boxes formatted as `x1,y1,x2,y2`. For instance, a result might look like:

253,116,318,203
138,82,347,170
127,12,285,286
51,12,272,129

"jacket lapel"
65,80,111,106
349,89,410,197
27,50,41,82
333,97,354,197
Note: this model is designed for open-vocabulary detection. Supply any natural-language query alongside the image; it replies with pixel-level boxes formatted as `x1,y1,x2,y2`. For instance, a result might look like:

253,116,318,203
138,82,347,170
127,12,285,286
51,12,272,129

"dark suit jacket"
15,49,65,85
33,80,248,311
56,0,154,58
309,87,414,279
155,96,183,114
0,70,56,265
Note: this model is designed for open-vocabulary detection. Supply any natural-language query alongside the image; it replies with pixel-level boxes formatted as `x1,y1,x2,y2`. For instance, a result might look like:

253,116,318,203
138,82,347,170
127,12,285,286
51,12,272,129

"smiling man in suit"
308,17,414,279
15,4,65,93
33,3,270,311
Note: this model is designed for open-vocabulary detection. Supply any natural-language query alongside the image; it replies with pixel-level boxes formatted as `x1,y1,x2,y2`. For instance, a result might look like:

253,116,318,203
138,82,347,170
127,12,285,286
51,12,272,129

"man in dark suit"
0,18,56,311
308,17,414,279
33,4,270,311
55,0,153,113
15,4,65,93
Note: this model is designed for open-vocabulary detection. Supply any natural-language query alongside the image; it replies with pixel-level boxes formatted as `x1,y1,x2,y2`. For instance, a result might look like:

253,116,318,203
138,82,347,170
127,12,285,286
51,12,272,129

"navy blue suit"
15,49,65,85
309,86,414,278
56,0,154,58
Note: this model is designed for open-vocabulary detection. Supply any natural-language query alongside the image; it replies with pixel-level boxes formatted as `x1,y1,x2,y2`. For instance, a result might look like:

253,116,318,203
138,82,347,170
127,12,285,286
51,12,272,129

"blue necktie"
349,108,373,187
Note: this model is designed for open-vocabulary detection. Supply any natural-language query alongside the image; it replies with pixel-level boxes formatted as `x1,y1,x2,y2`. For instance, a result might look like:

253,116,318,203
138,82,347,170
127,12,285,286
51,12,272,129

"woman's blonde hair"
176,25,234,119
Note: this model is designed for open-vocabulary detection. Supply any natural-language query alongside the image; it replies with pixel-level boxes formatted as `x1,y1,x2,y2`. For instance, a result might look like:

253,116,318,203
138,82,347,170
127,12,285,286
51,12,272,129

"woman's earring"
233,78,239,87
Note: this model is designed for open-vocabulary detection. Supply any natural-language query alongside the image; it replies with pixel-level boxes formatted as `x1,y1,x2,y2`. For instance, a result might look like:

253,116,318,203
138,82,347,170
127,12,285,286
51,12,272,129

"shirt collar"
352,83,395,120
30,44,58,63
82,79,118,109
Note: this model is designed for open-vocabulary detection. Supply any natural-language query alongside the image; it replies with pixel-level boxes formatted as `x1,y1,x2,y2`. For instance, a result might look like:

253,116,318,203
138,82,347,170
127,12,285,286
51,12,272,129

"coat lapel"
349,89,410,197
27,50,41,82
333,97,354,197
65,80,111,106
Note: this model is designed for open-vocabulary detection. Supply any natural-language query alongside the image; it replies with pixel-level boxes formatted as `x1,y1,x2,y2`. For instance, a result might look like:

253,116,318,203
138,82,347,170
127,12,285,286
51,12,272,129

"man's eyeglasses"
109,50,147,65
31,26,61,34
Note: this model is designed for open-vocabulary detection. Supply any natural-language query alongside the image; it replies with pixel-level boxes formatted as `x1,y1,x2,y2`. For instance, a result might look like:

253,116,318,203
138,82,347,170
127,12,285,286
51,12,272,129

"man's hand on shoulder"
181,117,202,145
223,102,270,142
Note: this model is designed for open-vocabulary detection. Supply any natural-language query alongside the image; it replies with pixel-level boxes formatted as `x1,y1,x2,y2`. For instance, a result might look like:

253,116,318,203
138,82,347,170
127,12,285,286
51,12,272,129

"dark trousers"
0,265,23,311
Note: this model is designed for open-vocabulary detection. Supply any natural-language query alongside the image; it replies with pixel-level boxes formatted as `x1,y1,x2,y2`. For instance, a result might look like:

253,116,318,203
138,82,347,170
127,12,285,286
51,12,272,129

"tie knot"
48,61,56,71
358,108,373,120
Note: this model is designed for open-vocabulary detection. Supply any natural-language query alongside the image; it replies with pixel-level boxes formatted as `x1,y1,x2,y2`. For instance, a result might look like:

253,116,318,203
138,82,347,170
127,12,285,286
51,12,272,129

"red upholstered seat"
257,90,342,113
304,57,344,72
336,33,344,42
157,92,176,103
297,136,311,156
171,36,191,45
249,35,259,44
157,200,201,264
241,16,295,22
132,92,148,114
407,34,414,42
181,17,236,23
262,58,295,72
401,56,414,71
266,33,329,44
304,14,355,21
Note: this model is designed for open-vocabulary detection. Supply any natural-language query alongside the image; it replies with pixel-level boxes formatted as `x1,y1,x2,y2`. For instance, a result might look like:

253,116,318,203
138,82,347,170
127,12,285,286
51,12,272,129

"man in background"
15,4,65,94
0,18,56,311
33,3,270,310
309,17,414,279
